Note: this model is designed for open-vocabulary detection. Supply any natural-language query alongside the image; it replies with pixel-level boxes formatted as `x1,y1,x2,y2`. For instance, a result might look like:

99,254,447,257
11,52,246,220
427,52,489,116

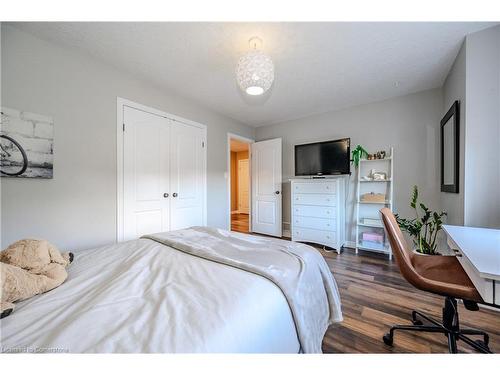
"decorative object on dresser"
290,177,346,254
355,147,394,258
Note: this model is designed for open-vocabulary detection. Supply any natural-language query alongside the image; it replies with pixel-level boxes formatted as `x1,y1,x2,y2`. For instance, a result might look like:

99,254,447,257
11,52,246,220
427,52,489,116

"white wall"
442,41,466,225
256,89,443,243
1,25,254,251
464,25,500,228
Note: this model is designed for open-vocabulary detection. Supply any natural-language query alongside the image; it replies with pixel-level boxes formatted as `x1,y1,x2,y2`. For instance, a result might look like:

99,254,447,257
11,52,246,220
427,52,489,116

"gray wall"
256,89,443,243
442,41,466,225
1,25,254,251
463,25,500,228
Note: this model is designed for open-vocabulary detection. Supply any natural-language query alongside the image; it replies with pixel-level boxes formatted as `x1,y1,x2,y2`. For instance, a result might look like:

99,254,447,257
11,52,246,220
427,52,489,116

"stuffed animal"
0,239,73,319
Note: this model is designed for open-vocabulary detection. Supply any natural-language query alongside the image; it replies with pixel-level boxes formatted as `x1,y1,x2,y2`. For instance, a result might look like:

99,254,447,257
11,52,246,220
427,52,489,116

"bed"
0,228,342,353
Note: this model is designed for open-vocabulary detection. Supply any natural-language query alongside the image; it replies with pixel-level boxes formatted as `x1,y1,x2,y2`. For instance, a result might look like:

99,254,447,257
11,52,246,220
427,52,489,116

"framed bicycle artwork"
1,108,54,178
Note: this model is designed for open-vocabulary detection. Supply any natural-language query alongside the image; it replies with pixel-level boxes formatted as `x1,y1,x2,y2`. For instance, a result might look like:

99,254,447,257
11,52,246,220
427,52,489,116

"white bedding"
1,238,300,353
144,227,342,353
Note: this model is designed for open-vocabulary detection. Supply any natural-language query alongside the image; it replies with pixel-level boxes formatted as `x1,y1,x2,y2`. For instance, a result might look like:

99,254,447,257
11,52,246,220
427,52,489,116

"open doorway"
229,135,252,233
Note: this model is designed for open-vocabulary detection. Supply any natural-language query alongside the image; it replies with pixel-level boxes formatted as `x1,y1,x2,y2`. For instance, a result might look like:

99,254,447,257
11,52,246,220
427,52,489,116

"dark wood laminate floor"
231,213,249,233
318,247,500,353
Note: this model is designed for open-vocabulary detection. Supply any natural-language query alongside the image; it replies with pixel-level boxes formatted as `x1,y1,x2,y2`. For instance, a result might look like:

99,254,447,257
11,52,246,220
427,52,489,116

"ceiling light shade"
236,38,274,96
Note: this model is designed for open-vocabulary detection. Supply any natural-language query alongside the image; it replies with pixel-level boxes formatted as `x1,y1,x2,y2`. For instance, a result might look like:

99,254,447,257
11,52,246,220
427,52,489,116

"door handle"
275,191,280,195
163,193,169,198
172,193,178,197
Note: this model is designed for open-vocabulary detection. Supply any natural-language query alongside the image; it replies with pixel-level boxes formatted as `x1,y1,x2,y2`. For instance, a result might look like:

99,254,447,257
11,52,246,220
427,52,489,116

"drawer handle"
326,224,330,226
326,236,330,239
455,253,462,257
326,211,330,214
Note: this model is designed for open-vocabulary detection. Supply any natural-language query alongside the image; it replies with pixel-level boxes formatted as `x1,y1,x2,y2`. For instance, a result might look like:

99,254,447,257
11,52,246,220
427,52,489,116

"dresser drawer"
293,227,336,244
293,182,336,194
293,205,336,219
293,194,336,206
294,216,336,231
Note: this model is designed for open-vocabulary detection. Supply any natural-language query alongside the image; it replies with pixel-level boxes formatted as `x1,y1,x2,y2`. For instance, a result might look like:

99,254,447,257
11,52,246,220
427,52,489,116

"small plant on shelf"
351,144,369,167
395,186,447,255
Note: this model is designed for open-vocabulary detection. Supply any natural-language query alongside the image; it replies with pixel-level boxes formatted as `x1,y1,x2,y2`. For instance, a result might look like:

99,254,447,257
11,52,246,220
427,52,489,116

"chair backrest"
379,207,420,287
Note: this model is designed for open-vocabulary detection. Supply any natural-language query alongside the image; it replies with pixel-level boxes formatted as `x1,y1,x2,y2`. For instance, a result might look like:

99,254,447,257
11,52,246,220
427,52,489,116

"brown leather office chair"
379,208,492,353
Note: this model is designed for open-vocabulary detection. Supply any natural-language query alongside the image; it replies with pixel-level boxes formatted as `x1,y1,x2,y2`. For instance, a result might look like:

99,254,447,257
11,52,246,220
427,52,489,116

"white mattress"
0,238,300,353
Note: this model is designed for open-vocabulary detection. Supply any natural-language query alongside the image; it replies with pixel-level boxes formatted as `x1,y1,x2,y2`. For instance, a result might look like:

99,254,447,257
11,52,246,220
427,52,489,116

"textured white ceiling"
11,22,497,127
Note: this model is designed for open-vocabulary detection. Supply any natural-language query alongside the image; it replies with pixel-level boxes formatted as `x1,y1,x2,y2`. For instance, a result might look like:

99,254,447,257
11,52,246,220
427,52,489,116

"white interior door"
123,106,170,240
251,138,282,237
238,159,249,214
170,121,206,230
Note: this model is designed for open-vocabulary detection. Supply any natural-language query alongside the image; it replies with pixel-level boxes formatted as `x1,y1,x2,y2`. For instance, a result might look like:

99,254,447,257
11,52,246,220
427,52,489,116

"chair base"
382,297,492,353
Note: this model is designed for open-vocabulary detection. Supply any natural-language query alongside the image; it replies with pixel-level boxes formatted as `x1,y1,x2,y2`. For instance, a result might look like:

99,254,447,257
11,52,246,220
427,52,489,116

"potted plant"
351,144,369,167
395,186,447,255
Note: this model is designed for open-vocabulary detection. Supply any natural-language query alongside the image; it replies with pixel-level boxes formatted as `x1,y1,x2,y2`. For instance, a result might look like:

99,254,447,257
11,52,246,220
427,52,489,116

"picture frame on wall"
440,100,459,193
0,107,54,179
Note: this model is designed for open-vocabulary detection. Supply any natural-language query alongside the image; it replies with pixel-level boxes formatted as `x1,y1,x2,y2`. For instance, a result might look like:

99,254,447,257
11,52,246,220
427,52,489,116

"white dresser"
290,178,346,253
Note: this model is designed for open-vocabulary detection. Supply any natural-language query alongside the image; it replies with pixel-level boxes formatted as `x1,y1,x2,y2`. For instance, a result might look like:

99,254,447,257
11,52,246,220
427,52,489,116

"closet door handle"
275,191,280,195
172,193,178,198
163,193,169,198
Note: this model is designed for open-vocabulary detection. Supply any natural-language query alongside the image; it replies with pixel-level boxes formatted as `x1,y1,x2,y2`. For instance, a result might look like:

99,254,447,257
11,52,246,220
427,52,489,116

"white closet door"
251,138,282,237
123,107,170,240
170,121,206,230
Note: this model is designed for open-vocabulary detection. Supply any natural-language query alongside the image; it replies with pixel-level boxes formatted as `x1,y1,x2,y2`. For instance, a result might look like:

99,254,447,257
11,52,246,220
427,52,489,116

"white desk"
443,225,500,305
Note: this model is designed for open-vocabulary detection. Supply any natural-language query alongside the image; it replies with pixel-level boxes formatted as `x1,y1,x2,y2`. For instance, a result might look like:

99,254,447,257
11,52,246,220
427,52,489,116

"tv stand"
289,177,346,254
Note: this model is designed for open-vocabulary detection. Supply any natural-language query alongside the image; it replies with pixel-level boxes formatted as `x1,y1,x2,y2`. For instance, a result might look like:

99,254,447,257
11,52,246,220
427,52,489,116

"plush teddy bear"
0,239,73,319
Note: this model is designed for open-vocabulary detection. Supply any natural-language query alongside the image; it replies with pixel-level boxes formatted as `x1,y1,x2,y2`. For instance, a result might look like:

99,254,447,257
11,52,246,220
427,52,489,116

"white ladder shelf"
355,147,394,259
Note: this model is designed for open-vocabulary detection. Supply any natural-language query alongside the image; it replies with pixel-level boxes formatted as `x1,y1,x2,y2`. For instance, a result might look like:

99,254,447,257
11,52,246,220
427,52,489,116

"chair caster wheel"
412,319,423,326
383,333,393,346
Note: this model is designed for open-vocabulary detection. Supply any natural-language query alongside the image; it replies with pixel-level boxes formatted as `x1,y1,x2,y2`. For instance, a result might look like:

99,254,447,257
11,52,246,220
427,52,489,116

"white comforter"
144,227,343,353
0,231,341,353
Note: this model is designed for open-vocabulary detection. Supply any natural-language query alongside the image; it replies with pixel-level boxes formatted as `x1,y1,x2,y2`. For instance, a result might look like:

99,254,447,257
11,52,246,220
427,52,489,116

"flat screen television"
295,138,350,176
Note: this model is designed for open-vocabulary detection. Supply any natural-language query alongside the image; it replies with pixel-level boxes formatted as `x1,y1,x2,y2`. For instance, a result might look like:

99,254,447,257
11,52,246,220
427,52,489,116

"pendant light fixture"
236,37,274,96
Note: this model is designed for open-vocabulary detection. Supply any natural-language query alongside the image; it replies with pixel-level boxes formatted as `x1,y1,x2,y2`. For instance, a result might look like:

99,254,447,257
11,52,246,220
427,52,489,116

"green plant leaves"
397,185,447,255
351,145,368,167
410,185,418,209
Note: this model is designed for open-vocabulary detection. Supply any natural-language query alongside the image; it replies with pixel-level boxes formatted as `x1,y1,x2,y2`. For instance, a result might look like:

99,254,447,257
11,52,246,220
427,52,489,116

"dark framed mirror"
441,101,460,193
